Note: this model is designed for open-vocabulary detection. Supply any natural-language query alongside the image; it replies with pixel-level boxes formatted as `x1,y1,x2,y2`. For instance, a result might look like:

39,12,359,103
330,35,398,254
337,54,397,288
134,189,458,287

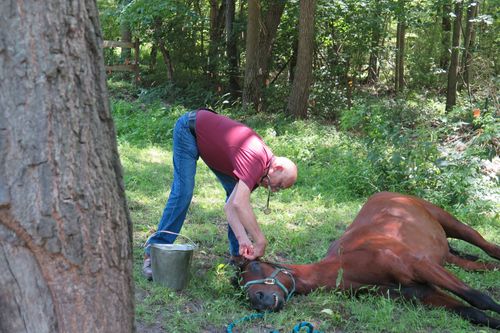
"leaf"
321,308,334,315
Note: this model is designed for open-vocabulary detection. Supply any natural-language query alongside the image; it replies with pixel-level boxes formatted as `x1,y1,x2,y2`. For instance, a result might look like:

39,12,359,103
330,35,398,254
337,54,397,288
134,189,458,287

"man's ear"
269,164,284,175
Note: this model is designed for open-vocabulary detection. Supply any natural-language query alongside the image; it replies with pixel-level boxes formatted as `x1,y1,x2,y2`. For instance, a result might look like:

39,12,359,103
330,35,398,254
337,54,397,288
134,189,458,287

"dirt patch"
135,320,166,333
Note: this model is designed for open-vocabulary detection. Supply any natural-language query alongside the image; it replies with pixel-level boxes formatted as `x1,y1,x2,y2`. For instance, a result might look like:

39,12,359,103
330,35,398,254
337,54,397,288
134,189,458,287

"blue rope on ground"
226,313,322,333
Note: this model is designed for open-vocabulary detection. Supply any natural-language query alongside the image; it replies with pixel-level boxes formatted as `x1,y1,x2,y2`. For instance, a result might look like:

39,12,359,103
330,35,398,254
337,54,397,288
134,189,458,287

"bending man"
143,109,298,279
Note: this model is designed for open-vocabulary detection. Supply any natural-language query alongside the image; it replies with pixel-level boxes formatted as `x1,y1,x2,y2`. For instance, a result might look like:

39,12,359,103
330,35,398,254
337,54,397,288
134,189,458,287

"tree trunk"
461,1,478,91
158,41,175,82
226,0,241,98
395,19,406,93
119,0,133,62
289,37,298,83
208,0,226,82
258,0,286,86
287,0,316,119
243,0,285,111
0,1,134,333
446,1,463,112
440,2,452,70
120,20,132,62
367,8,384,84
243,0,262,110
150,44,158,72
153,18,174,82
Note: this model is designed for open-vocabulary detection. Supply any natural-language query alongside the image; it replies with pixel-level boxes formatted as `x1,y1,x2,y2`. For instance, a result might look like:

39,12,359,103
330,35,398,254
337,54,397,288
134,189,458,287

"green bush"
339,96,498,210
111,99,185,146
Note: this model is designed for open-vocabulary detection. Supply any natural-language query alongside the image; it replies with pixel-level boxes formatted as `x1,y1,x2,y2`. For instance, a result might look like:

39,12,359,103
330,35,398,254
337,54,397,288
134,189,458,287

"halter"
243,266,296,302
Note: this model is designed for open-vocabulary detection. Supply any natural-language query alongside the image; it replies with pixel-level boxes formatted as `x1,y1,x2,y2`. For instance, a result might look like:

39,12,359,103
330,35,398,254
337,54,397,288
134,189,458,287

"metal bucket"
150,242,195,291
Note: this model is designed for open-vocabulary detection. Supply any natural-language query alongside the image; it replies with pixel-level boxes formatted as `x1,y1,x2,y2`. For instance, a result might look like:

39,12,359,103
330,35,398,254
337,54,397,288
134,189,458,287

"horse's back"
327,192,449,262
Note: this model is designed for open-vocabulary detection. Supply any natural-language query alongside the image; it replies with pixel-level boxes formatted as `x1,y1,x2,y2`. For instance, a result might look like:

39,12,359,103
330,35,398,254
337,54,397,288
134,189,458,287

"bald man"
143,109,297,280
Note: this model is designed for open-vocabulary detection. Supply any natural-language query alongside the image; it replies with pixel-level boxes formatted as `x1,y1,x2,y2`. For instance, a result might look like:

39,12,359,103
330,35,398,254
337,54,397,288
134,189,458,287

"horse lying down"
235,192,500,329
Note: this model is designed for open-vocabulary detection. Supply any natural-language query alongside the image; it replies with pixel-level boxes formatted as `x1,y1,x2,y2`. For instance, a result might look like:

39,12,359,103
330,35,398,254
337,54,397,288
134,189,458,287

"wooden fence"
103,39,140,83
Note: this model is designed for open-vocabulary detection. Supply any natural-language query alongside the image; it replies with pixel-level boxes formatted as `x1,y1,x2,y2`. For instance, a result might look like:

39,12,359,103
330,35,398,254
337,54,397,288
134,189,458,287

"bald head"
272,156,297,189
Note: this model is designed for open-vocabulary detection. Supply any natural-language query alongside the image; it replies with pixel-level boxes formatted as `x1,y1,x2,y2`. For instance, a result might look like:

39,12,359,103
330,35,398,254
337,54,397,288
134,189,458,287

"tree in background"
394,0,406,93
287,0,317,119
208,0,226,84
243,0,286,111
0,0,134,332
226,0,241,98
461,0,479,92
366,2,388,84
243,0,262,109
440,0,453,71
119,0,133,62
446,0,463,111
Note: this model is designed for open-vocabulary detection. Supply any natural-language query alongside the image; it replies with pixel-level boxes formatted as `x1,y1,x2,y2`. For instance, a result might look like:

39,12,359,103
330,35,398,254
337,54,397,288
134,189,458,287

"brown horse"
236,192,500,329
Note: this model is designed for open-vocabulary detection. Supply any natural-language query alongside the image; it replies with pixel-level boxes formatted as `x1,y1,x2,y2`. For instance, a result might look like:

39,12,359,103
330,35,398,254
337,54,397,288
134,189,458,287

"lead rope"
226,312,323,333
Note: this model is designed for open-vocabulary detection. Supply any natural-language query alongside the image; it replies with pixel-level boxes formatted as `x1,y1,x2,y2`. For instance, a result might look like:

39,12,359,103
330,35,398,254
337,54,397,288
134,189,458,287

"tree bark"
226,0,241,98
119,0,133,62
150,44,158,72
395,19,406,93
243,0,262,110
289,37,298,83
367,8,384,84
0,1,134,333
440,2,452,70
446,1,463,111
208,0,226,81
243,0,285,111
153,18,174,82
258,0,286,85
461,1,478,90
158,41,175,82
287,0,316,119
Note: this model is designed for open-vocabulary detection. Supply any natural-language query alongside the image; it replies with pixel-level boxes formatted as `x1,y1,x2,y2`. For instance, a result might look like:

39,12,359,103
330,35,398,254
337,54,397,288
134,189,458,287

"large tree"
243,0,285,111
394,0,406,93
0,1,134,333
226,0,241,98
287,0,316,119
446,0,463,111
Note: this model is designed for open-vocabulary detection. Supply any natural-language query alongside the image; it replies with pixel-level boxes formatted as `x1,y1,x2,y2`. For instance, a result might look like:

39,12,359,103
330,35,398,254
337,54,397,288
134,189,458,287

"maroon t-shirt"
195,110,273,191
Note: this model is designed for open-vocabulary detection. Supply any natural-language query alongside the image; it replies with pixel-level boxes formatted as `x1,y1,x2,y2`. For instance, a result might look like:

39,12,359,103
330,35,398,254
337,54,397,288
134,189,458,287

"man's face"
262,173,290,193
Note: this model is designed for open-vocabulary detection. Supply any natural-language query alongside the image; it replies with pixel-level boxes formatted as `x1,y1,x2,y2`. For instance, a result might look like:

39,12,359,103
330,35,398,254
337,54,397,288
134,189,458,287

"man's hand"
239,238,267,260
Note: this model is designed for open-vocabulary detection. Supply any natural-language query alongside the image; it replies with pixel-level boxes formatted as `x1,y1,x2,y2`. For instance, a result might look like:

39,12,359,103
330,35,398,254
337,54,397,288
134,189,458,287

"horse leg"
413,260,500,314
381,284,500,329
425,203,500,260
445,251,500,271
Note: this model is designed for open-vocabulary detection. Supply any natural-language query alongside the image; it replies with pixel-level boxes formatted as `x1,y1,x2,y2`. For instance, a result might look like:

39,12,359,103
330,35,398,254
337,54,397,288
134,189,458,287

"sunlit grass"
115,98,499,333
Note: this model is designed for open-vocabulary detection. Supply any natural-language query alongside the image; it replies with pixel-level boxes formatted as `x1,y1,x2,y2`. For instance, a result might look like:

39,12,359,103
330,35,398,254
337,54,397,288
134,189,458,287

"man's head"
262,156,297,192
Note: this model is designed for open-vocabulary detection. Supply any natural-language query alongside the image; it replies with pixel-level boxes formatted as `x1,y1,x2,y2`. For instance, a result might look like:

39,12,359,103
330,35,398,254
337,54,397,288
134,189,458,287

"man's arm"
224,180,267,259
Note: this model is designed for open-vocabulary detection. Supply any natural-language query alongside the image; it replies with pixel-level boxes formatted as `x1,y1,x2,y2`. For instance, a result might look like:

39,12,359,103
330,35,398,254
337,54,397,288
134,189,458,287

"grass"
111,90,500,332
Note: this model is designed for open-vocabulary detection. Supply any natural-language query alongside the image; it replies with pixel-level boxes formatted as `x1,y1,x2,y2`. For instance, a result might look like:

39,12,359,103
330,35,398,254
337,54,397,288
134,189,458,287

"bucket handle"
144,230,198,249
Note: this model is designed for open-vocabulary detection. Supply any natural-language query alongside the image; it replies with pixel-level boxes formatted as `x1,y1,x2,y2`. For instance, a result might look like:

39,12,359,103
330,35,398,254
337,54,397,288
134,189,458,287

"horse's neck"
284,258,342,294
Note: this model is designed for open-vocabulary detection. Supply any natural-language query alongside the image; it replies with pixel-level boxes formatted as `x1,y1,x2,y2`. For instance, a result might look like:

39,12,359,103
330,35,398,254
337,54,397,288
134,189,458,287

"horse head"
236,259,296,312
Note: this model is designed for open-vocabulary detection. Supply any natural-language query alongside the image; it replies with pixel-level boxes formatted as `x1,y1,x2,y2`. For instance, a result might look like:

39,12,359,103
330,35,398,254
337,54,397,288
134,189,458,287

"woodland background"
96,0,499,331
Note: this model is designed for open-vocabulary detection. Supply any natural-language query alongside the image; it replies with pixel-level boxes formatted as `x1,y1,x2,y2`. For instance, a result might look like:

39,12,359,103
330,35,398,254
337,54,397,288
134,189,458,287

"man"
143,108,298,280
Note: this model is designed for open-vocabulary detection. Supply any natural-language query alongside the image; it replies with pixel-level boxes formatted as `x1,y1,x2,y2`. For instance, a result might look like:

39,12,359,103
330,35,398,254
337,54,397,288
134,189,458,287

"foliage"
340,94,499,213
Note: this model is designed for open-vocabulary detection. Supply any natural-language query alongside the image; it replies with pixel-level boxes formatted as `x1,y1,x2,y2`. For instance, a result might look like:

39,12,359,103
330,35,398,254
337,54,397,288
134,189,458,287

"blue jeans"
145,112,240,256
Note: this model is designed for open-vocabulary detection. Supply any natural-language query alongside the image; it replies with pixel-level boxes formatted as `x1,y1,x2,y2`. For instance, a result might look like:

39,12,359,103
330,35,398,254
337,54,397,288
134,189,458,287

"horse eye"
249,261,262,273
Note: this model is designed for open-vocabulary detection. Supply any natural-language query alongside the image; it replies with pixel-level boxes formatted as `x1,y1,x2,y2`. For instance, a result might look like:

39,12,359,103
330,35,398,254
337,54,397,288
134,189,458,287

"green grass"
113,96,500,332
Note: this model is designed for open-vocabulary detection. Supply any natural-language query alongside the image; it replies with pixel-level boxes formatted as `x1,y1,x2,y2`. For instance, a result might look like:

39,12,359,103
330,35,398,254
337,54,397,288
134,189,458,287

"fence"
103,39,140,83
